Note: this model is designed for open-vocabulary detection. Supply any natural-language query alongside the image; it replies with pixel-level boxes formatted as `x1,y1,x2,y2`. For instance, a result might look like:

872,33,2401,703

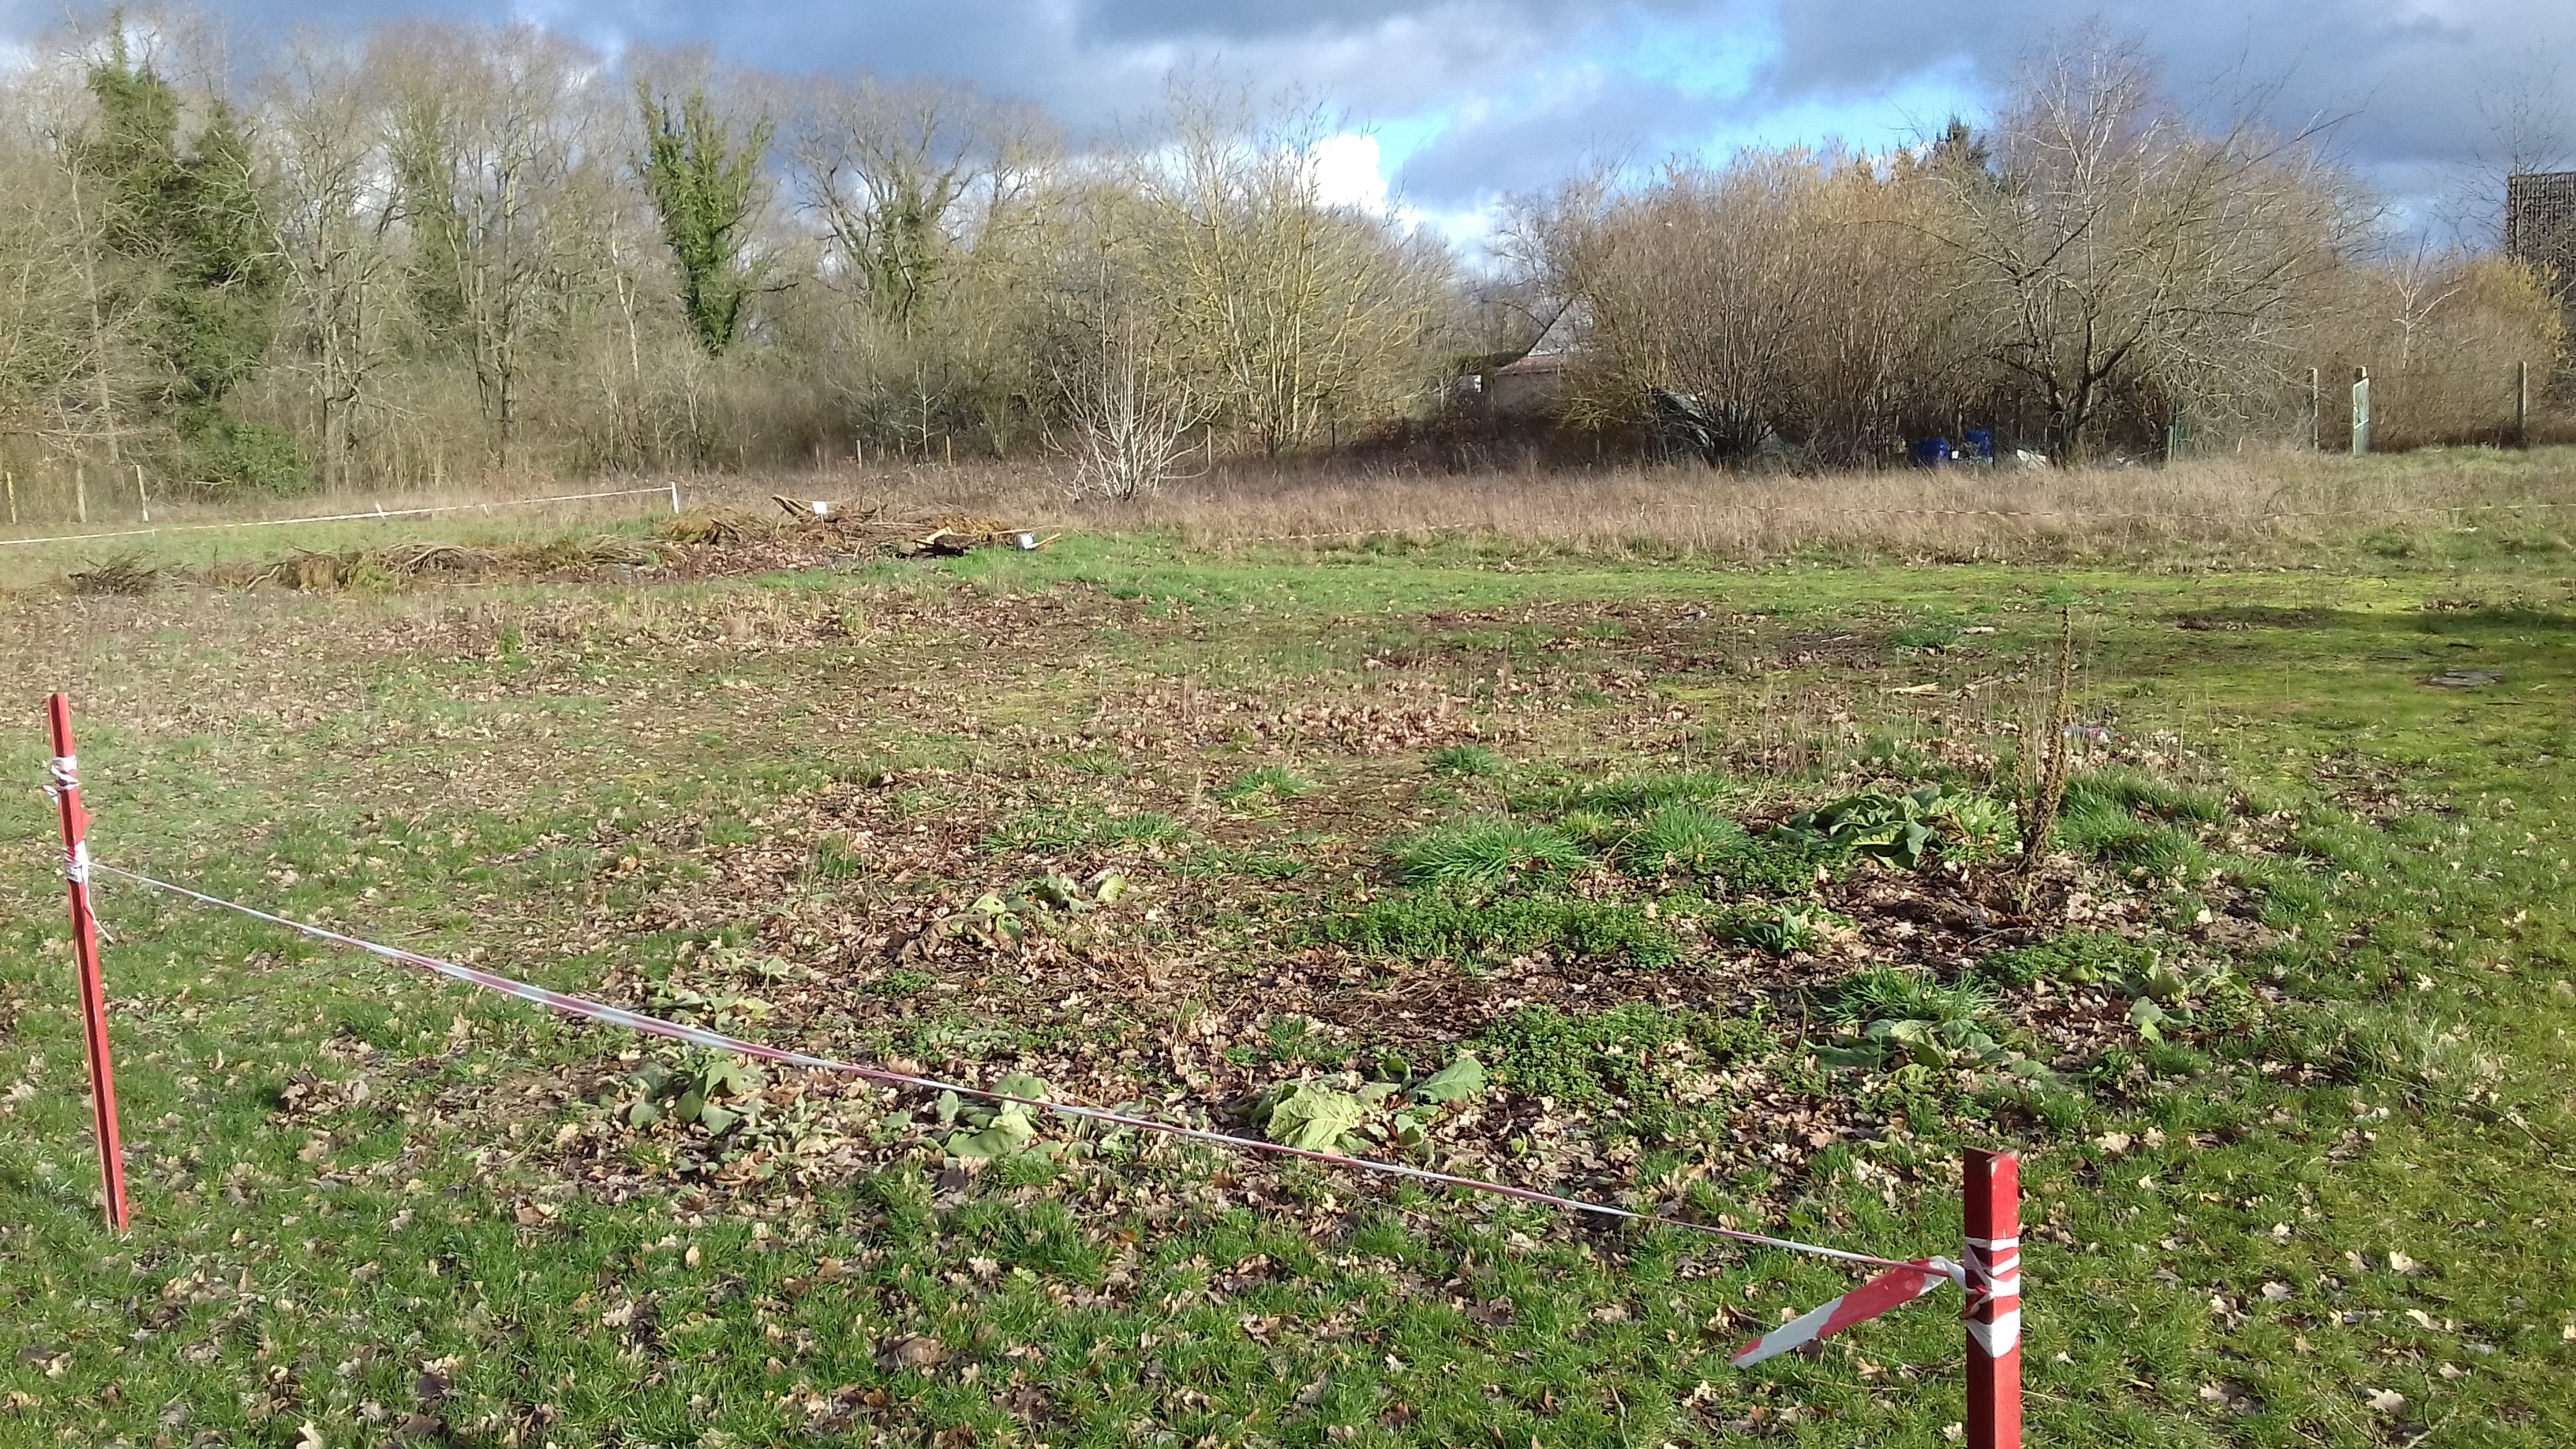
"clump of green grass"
1823,967,2022,1070
2065,768,2230,825
985,803,1187,852
1427,743,1510,777
1313,891,1677,966
1832,967,1998,1030
1220,765,1312,802
1389,817,1589,886
2056,802,2209,878
1609,804,1751,877
2291,1003,2506,1111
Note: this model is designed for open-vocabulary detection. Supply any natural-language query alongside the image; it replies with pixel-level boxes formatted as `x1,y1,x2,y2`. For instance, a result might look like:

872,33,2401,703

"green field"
2,479,2571,1447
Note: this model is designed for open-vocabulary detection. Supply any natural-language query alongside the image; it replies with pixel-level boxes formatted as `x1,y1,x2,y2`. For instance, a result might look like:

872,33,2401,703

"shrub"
1389,817,1589,887
183,414,313,496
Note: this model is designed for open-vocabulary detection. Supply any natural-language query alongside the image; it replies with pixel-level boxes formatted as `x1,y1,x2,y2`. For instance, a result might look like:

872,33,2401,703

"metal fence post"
44,694,129,1233
1964,1149,2022,1449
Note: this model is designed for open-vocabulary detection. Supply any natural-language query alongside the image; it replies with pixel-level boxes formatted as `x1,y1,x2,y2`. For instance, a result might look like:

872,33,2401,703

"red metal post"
45,694,129,1233
1963,1148,2021,1449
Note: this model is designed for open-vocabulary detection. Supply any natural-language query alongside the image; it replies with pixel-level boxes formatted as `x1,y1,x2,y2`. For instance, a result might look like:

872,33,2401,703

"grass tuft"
1388,817,1589,886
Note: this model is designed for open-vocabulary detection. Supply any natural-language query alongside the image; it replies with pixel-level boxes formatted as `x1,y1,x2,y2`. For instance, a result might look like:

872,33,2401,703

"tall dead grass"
691,446,2576,565
12,446,2573,576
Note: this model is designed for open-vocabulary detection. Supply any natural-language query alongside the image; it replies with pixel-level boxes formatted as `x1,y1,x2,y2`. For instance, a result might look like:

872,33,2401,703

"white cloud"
1309,131,1389,213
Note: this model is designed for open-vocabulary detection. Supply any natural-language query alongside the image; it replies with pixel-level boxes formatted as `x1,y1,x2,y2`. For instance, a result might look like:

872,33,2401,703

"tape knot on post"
65,839,92,883
1962,1232,2024,1356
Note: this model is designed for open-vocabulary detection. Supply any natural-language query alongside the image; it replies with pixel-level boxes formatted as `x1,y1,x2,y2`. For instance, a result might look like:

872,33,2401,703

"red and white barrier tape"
1730,1258,1959,1366
91,861,1933,1277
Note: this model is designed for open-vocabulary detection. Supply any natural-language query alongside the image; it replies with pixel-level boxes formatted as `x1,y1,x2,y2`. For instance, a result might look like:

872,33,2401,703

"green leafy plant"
1256,1052,1487,1154
1938,792,2018,864
1775,784,2017,871
938,1073,1053,1160
1389,817,1589,887
938,870,1129,948
1478,1004,1690,1111
627,1051,764,1134
1714,903,1845,956
1825,968,2021,1070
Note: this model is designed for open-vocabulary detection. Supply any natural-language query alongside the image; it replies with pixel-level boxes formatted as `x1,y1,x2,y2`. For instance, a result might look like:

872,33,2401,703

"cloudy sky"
9,0,2572,246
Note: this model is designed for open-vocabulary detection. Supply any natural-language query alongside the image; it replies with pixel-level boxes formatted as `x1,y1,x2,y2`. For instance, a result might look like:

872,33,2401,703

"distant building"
2507,170,2576,325
1488,351,1571,413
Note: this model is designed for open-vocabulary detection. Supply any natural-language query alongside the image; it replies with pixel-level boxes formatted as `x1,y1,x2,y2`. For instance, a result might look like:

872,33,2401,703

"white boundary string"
0,486,676,549
94,859,1933,1275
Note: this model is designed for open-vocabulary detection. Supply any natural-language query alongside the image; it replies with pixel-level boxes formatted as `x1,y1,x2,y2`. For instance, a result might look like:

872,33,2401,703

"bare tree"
1140,92,1447,457
263,34,402,488
377,22,615,462
1929,38,2362,458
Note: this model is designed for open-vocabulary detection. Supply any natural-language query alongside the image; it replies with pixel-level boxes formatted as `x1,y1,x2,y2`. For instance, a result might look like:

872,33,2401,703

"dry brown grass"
682,445,2576,565
10,445,2574,578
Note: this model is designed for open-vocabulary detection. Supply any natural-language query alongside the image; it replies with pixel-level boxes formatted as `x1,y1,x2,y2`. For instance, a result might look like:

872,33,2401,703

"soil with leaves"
0,523,2570,1447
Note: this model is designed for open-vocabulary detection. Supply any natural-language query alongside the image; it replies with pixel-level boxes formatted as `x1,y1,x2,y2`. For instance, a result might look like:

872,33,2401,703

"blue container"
1911,436,1952,468
1963,429,1996,460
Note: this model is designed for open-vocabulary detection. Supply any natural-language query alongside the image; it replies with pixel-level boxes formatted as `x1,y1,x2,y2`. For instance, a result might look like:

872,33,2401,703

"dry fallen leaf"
877,1334,946,1371
2260,1282,2293,1303
2364,1388,2406,1414
2387,1250,2421,1274
2094,1132,2132,1156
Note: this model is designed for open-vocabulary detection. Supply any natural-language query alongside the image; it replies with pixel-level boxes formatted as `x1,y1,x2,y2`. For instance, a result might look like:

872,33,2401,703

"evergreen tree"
637,85,776,356
84,36,283,413
77,27,297,490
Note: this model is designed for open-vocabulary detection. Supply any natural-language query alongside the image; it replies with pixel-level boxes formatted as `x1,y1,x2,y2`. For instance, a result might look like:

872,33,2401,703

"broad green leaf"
1413,1053,1488,1104
627,1099,664,1127
2129,998,2171,1042
947,1104,1038,1160
1263,1084,1368,1154
697,1101,740,1134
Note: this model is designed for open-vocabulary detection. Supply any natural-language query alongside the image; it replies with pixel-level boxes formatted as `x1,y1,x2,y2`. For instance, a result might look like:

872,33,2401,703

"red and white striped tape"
91,861,1934,1277
1729,1258,1960,1366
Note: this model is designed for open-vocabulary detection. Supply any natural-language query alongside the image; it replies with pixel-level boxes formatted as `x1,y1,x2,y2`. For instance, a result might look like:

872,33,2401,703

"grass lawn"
0,491,2570,1447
